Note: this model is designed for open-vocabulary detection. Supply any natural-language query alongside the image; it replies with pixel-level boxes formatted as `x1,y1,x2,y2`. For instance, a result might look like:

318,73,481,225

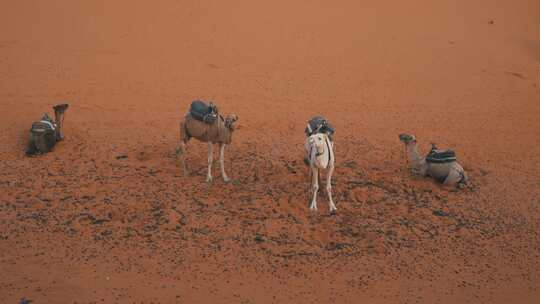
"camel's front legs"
219,143,230,182
309,166,319,211
206,143,213,183
326,165,337,211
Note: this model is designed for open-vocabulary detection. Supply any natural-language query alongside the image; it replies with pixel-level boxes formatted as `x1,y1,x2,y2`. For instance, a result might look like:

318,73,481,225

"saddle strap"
39,120,56,130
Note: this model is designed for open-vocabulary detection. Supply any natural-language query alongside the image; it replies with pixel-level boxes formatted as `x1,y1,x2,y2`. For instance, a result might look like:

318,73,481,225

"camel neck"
55,112,64,127
406,143,423,163
312,136,332,168
217,117,232,144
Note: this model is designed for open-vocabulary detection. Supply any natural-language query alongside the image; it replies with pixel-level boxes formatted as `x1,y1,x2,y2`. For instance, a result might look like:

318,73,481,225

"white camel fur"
178,112,238,182
305,132,337,211
399,133,467,186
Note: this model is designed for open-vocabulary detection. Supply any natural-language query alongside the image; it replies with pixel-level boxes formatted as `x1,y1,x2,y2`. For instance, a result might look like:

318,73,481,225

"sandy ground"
1,0,540,303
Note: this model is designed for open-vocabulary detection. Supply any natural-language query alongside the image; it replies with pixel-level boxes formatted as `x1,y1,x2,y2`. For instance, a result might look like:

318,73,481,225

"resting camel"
305,132,337,212
399,133,468,187
177,101,238,182
26,103,69,155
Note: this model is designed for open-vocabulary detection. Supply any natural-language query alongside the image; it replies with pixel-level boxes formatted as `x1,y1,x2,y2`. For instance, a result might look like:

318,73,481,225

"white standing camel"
305,132,337,211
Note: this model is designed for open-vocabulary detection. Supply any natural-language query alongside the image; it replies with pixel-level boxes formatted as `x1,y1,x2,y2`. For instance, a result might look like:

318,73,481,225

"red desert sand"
1,0,539,303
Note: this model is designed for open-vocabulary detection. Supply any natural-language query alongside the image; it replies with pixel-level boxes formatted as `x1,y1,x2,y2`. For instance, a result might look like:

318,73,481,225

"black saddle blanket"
426,149,457,163
189,100,218,124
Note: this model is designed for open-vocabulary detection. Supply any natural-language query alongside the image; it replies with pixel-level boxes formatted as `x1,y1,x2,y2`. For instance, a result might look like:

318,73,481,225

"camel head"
53,103,69,114
53,103,69,124
308,133,327,156
224,114,238,130
399,133,417,145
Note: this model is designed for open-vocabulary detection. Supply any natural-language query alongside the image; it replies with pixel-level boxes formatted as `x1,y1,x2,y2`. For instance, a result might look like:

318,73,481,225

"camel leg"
461,171,468,184
309,166,319,211
176,140,189,176
443,168,461,187
177,122,190,176
206,142,213,183
219,143,230,182
318,170,322,193
418,162,429,177
326,164,337,211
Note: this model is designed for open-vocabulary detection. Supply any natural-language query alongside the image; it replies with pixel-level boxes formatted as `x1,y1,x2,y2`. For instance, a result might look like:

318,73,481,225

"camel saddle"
305,116,335,141
190,100,218,124
426,145,457,164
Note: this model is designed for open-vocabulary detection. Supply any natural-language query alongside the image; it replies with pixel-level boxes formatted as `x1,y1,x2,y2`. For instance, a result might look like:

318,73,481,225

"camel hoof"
309,205,317,211
330,206,337,212
223,177,231,183
206,176,213,183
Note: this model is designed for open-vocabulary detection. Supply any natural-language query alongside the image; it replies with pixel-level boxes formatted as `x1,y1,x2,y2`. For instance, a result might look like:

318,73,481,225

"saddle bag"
426,147,457,164
305,116,335,140
190,100,218,124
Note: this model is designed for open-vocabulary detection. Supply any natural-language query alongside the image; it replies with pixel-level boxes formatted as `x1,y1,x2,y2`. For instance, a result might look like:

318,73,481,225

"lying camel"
399,133,467,187
177,102,238,182
305,132,337,212
26,103,69,155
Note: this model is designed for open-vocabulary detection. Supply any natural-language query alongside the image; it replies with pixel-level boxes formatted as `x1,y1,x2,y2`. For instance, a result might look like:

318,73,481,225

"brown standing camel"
177,105,238,183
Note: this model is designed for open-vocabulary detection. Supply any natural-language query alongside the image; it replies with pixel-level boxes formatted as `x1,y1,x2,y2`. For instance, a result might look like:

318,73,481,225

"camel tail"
177,119,189,156
180,117,193,142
